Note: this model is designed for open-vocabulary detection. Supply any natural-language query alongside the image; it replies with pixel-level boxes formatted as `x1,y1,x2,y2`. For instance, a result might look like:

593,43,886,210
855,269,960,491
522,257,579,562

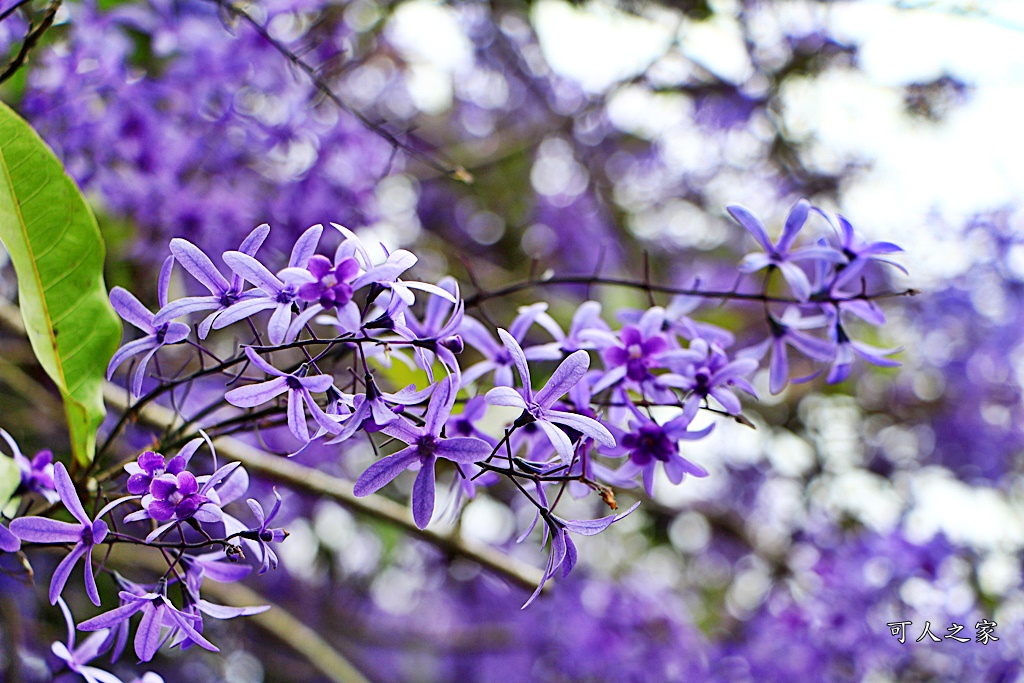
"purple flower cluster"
98,211,905,609
3,432,283,676
730,199,905,392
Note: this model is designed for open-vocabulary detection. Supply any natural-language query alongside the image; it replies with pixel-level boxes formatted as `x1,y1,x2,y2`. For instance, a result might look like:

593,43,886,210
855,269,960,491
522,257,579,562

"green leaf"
0,454,19,512
0,101,122,466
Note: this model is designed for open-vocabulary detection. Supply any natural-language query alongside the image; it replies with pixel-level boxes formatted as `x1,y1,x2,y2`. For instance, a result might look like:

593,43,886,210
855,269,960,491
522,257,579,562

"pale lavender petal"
170,238,229,294
53,462,90,526
535,350,589,409
164,600,219,652
537,420,575,463
769,339,789,394
458,317,501,357
484,386,527,409
78,598,148,631
298,374,334,393
777,198,809,253
496,328,532,397
285,304,323,343
590,365,627,394
224,377,289,408
727,204,773,252
153,296,221,326
242,346,284,377
304,392,343,435
544,410,615,447
738,253,774,273
287,390,310,442
352,249,417,288
109,287,155,333
460,360,497,388
434,437,493,464
288,224,323,268
411,458,436,529
197,599,269,619
787,330,835,361
380,417,422,445
162,321,191,345
212,298,277,329
709,387,742,414
84,544,101,606
851,340,902,367
403,279,457,303
9,517,82,543
423,376,455,435
222,251,283,294
776,261,811,301
246,499,266,528
352,447,420,497
135,604,163,661
131,344,161,398
0,523,19,552
239,224,271,257
106,337,158,379
267,303,293,346
49,542,86,604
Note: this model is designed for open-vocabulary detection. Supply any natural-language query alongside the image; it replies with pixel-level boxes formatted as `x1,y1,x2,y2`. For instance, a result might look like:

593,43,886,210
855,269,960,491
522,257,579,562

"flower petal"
411,458,436,529
352,447,420,497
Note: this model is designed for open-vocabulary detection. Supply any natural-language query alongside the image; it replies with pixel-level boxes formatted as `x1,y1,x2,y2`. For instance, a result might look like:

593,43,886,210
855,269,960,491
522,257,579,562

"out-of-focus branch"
203,0,473,184
0,0,62,85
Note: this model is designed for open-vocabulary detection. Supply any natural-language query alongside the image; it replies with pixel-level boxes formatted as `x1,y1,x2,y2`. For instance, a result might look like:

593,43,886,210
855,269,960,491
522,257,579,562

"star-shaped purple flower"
224,347,341,443
106,256,191,397
353,376,493,529
728,199,844,301
153,224,270,338
485,329,615,463
10,462,129,606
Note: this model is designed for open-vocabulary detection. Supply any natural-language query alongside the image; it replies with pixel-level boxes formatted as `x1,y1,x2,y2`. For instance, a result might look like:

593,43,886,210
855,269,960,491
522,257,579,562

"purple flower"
51,597,126,683
728,199,844,301
612,411,712,496
78,583,218,662
817,210,907,290
354,376,493,529
485,329,615,462
460,305,562,387
224,347,341,443
106,256,191,396
153,224,270,338
400,276,465,382
1,428,58,503
244,488,288,574
10,462,128,606
123,461,239,540
741,309,835,394
123,439,203,496
522,502,640,608
662,339,758,421
826,323,901,385
217,224,323,344
297,254,360,308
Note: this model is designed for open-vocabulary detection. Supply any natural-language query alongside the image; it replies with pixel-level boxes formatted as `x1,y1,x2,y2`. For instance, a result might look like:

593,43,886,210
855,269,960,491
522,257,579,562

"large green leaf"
0,101,121,466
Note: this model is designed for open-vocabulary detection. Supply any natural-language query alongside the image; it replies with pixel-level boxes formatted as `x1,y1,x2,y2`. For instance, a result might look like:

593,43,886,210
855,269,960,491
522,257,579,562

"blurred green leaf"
0,454,18,512
0,101,122,466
